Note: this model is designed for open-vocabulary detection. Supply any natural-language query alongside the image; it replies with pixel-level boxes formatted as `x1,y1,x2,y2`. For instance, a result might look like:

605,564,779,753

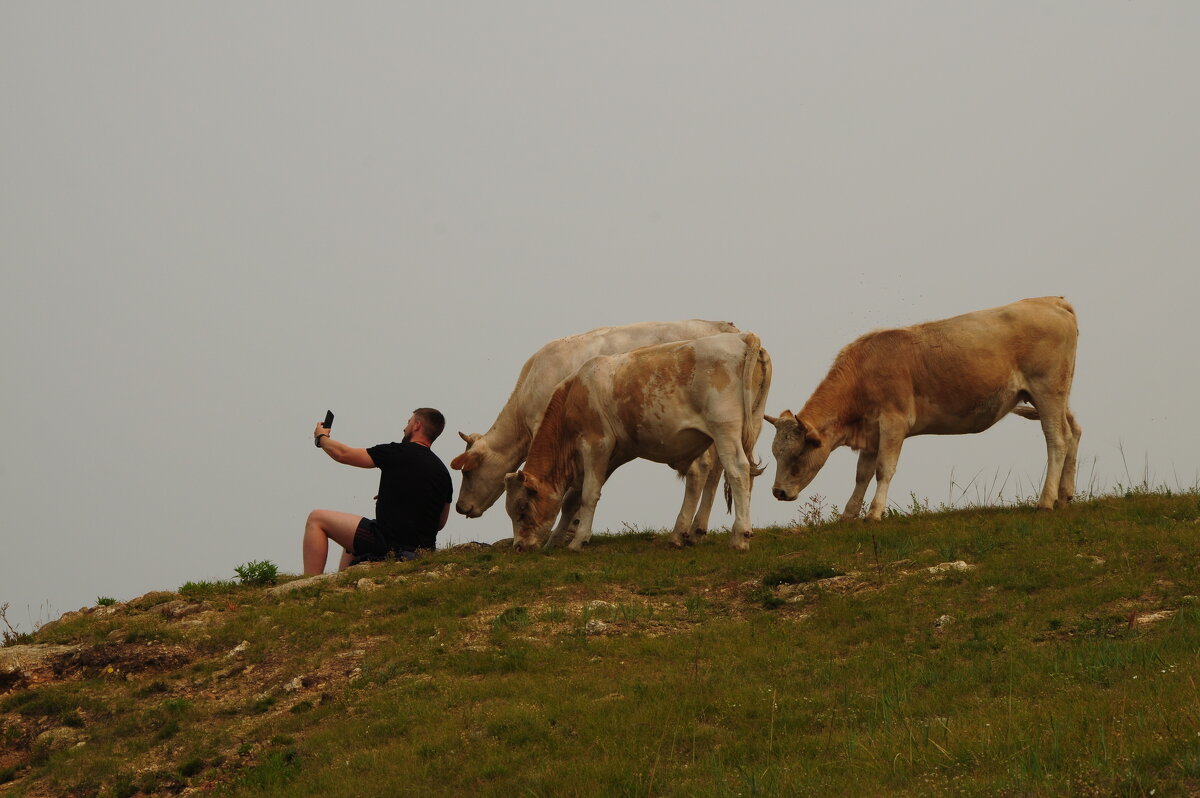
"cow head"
503,470,561,552
450,432,515,518
765,410,833,502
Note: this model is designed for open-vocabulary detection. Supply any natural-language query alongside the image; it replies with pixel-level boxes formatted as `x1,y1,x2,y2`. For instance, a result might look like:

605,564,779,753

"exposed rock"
1132,610,1176,627
934,614,955,628
927,561,976,574
0,644,83,691
265,572,339,597
284,675,316,692
449,541,492,551
156,600,205,620
585,619,609,635
356,578,382,592
129,591,178,610
225,641,250,659
34,726,85,752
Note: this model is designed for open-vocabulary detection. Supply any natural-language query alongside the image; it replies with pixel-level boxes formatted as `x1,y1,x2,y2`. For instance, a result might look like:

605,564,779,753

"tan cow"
451,320,737,541
766,297,1081,520
504,332,772,552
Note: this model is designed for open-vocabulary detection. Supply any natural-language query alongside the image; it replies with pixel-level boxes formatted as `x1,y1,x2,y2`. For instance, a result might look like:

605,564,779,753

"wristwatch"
314,433,330,448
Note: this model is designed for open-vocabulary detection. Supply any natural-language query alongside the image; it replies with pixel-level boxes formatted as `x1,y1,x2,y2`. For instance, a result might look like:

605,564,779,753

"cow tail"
740,333,772,478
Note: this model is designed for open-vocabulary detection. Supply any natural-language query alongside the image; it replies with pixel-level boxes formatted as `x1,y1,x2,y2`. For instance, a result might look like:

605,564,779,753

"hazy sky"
3,3,1197,631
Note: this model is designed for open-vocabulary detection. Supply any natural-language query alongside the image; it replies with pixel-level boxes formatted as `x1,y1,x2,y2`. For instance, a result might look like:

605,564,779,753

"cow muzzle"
772,487,798,502
455,501,482,518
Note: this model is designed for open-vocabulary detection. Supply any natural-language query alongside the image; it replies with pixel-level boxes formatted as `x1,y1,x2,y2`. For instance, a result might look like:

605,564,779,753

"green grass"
2,492,1200,796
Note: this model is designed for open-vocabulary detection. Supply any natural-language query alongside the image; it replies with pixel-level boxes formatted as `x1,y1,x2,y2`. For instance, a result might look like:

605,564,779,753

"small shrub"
179,579,235,598
0,602,35,646
96,596,117,607
109,775,137,798
749,585,787,609
762,563,843,587
234,749,299,791
179,756,206,778
234,560,279,587
493,606,530,630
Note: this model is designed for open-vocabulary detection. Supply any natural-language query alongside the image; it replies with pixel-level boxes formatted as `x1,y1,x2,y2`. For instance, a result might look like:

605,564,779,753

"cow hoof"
692,528,708,538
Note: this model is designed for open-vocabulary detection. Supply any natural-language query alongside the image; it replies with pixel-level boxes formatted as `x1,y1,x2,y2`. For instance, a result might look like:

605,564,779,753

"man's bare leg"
303,509,364,575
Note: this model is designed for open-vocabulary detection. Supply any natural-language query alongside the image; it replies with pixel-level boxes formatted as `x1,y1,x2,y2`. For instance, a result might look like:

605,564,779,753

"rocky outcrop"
0,644,83,691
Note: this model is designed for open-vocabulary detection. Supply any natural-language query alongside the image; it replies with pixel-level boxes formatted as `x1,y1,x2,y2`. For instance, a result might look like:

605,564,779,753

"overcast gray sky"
3,3,1197,631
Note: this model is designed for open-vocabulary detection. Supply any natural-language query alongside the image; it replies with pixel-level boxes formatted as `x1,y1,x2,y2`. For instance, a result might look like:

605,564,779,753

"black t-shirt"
366,441,453,551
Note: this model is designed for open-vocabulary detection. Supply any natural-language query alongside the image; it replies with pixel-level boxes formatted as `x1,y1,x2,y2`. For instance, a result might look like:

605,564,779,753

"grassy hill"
3,491,1200,797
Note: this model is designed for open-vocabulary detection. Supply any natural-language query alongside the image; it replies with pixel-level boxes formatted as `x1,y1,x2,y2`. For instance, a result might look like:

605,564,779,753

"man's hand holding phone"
315,410,334,447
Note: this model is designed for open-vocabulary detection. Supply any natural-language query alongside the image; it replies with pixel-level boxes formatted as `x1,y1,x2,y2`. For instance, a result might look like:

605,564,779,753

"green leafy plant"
234,560,278,587
96,596,116,606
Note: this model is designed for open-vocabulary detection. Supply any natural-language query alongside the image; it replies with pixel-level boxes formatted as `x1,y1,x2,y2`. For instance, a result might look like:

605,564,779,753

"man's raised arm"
314,423,375,469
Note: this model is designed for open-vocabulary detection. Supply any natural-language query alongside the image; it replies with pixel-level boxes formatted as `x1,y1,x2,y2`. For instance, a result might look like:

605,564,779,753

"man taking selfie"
304,408,452,574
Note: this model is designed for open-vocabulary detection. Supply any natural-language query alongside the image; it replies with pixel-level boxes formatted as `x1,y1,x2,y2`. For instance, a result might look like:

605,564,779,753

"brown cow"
451,320,738,542
505,332,772,551
766,297,1081,520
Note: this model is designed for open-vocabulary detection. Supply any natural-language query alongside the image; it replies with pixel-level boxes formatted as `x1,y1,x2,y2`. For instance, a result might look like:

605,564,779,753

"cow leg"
865,421,906,521
842,449,877,520
689,450,723,540
1055,410,1082,508
713,432,754,551
670,454,712,548
1031,395,1072,511
544,487,582,548
567,444,610,552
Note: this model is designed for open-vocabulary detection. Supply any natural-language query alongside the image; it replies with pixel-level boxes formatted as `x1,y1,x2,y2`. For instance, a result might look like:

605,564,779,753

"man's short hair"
412,408,445,442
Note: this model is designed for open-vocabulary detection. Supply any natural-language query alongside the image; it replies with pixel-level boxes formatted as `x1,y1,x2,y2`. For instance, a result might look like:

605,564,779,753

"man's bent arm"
315,424,375,469
438,502,450,531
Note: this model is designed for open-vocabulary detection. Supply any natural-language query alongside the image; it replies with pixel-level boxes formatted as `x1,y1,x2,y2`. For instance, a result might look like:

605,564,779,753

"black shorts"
351,518,418,563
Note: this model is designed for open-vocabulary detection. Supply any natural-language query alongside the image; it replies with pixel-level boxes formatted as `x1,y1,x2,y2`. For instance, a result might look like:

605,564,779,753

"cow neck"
801,357,862,448
481,401,533,464
521,382,577,494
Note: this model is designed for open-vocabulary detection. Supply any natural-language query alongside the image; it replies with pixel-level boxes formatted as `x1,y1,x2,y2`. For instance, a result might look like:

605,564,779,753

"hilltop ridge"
3,492,1199,797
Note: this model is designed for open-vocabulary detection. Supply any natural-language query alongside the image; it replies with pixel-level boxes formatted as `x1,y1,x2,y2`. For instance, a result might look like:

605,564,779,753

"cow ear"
796,417,821,447
450,450,481,472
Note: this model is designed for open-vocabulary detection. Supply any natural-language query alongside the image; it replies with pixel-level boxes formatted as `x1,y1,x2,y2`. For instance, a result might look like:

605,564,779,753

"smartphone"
323,410,334,430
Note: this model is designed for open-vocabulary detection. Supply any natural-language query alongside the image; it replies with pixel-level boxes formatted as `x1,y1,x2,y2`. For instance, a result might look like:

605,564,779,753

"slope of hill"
3,491,1199,797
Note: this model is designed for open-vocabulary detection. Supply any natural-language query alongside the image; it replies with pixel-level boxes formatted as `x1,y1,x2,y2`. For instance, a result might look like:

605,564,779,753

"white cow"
504,332,772,552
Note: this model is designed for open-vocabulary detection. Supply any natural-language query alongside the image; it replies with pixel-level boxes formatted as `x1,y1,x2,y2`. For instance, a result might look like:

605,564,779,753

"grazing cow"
766,297,1081,520
451,320,737,542
504,332,772,552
